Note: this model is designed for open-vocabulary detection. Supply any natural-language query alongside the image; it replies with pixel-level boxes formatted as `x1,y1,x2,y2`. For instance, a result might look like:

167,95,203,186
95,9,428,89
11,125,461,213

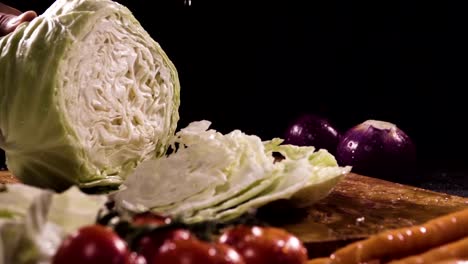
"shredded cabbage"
114,121,351,223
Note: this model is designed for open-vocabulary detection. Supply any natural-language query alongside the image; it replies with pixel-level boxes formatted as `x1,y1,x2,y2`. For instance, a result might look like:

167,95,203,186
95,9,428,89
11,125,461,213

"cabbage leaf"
0,183,107,264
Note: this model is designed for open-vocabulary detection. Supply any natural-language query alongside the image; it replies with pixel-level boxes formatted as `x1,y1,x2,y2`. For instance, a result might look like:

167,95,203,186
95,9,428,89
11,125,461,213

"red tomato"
137,228,193,263
209,243,246,264
52,224,130,264
132,212,171,226
153,239,245,264
126,252,147,264
218,225,308,264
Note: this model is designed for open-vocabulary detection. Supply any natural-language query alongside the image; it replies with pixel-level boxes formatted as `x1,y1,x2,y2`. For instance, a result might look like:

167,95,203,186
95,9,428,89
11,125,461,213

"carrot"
327,208,468,264
432,260,468,264
388,236,468,264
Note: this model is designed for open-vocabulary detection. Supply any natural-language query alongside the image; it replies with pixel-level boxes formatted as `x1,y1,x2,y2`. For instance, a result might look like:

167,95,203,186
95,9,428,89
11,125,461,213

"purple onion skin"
336,120,417,182
283,114,341,155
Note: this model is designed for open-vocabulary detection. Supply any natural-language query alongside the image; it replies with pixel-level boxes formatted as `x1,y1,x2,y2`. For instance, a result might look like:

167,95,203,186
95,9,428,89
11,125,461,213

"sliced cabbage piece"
115,120,278,217
0,184,46,220
185,147,349,223
114,120,351,224
185,175,282,223
0,183,107,264
0,0,180,191
0,192,60,264
201,154,349,223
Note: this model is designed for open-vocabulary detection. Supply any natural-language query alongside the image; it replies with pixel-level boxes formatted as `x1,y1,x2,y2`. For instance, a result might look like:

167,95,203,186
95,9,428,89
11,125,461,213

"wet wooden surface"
2,170,468,260
272,173,468,258
0,170,20,184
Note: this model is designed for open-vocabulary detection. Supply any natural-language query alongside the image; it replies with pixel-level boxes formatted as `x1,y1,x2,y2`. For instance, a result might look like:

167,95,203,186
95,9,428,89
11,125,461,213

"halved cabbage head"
0,0,180,191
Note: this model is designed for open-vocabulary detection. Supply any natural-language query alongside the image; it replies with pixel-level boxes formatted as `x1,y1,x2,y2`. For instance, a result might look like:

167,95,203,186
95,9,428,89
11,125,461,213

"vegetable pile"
0,0,353,263
0,182,310,264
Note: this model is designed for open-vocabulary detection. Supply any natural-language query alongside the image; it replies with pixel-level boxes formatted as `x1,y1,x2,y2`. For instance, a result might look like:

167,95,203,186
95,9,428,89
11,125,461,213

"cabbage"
115,121,278,215
0,0,180,191
114,121,351,223
0,183,107,264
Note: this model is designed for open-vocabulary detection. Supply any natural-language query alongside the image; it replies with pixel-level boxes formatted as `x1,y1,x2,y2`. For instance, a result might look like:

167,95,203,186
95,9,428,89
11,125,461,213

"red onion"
336,120,417,182
283,114,341,155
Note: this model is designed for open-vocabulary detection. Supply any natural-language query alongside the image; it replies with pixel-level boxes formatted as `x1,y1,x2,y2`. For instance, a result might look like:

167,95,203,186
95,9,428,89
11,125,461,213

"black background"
3,0,468,181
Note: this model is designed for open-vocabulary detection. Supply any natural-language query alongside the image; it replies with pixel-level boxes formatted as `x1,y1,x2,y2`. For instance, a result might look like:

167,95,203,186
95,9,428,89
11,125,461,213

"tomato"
126,253,147,264
132,212,171,227
209,243,245,264
52,224,131,264
136,228,193,263
153,239,245,264
218,225,308,264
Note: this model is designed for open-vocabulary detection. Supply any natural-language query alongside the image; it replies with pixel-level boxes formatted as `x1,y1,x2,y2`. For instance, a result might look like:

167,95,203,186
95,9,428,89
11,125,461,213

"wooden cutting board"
0,170,20,184
259,173,468,259
2,170,468,259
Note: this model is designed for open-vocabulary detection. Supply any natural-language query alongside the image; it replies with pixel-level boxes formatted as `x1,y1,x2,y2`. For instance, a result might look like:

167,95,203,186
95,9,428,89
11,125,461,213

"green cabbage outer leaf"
0,0,180,191
0,183,107,264
114,120,351,224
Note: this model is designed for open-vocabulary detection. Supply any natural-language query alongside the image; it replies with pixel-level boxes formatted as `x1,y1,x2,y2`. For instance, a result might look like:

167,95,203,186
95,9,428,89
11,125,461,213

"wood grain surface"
0,170,20,184
2,170,468,260
273,173,468,258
